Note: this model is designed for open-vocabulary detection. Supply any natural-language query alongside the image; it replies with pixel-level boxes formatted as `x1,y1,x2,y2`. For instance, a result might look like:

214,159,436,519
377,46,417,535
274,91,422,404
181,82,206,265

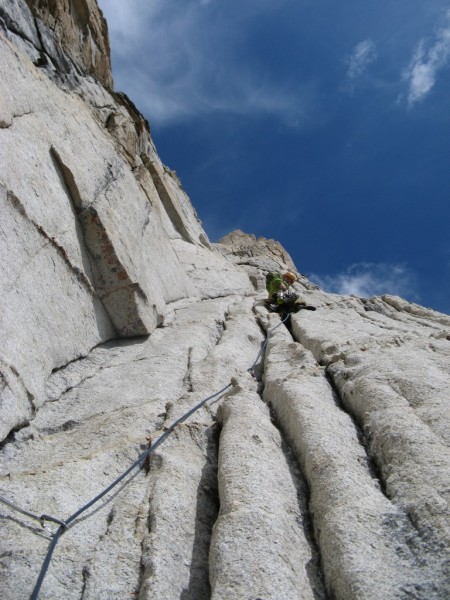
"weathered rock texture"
0,2,449,598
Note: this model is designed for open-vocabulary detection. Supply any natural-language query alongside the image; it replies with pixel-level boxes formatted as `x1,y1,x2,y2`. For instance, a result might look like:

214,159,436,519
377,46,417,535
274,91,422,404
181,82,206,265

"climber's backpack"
265,271,281,294
265,271,276,287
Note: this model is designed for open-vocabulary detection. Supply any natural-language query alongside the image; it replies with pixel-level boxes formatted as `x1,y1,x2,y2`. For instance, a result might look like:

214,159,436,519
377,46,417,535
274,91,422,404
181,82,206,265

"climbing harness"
265,293,317,315
0,313,289,600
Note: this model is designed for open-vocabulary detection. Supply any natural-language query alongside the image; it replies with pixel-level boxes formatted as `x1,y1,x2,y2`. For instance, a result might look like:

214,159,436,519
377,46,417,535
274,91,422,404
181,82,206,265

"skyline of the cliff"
99,0,450,315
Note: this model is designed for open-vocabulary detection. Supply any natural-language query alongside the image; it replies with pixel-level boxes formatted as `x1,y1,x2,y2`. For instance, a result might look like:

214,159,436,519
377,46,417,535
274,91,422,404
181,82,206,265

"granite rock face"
219,228,297,272
1,2,449,598
4,0,113,87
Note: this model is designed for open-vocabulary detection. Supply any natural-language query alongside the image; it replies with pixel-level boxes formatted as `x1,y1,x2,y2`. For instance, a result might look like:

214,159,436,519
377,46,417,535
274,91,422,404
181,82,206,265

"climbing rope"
0,496,67,530
0,312,287,599
248,314,289,375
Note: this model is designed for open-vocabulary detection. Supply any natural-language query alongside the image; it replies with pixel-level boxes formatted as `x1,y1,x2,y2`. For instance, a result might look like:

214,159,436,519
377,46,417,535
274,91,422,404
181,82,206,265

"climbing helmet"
282,271,297,285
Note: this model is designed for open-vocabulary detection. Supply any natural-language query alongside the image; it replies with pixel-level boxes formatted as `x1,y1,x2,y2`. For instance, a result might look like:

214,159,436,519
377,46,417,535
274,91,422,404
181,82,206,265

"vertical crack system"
323,367,389,497
181,423,221,600
266,405,327,599
257,318,327,598
137,422,221,600
141,156,192,244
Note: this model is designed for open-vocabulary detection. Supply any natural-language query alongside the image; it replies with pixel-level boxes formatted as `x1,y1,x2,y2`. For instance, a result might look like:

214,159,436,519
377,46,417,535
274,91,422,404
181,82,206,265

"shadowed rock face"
1,2,449,599
25,0,112,87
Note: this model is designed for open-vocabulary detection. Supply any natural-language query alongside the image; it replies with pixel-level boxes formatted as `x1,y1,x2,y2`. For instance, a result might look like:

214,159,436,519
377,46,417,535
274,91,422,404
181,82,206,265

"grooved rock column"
139,423,220,600
262,315,437,599
290,291,450,597
209,381,324,600
139,299,267,599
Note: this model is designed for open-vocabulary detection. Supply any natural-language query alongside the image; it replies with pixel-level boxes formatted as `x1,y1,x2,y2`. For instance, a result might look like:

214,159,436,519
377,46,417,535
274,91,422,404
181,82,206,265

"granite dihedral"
1,2,449,598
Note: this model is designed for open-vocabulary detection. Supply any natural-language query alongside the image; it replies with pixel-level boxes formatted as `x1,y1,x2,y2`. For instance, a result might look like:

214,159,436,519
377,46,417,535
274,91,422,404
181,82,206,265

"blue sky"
97,0,450,314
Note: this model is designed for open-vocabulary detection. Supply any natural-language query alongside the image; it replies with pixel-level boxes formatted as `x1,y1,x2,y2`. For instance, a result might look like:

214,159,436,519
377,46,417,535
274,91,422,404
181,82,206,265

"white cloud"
346,39,378,80
97,0,308,125
403,10,450,106
309,262,418,299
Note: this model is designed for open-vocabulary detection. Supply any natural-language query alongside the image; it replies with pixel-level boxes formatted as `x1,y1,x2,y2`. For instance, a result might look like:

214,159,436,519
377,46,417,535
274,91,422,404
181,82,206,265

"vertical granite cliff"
1,2,449,598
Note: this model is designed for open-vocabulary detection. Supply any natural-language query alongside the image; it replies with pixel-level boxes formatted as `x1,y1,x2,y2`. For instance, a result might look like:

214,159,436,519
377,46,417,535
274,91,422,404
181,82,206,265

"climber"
265,271,316,314
266,271,296,301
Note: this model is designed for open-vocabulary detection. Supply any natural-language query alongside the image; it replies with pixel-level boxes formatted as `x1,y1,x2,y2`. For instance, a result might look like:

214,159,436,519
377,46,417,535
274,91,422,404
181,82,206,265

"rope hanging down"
0,313,288,600
0,496,67,530
247,315,288,375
